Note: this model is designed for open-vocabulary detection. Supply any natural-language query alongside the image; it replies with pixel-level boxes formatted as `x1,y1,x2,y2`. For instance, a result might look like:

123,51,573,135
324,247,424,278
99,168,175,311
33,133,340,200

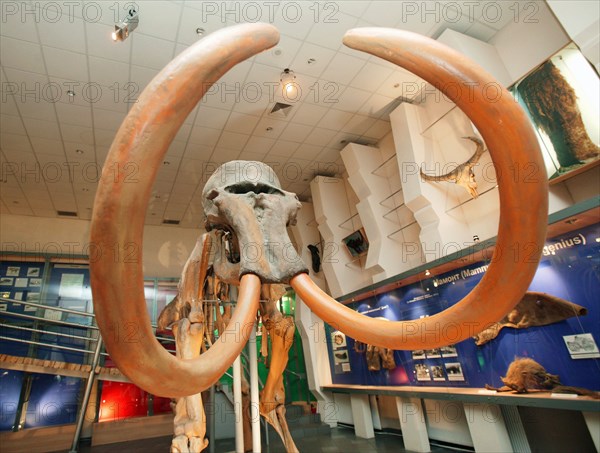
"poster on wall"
445,362,465,381
29,279,42,287
27,268,40,277
441,345,458,358
426,348,441,358
59,274,84,298
563,334,600,359
415,363,431,381
333,348,351,374
431,365,446,381
14,278,28,288
331,331,347,349
412,350,426,360
6,267,20,277
0,278,13,286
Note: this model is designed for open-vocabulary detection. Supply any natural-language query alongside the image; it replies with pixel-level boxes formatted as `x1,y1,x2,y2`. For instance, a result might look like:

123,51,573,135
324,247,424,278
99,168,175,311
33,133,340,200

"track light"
112,9,138,42
280,68,298,98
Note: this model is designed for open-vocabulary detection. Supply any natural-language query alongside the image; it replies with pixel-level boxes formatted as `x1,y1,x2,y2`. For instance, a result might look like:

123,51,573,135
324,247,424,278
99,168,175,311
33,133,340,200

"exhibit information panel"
326,223,600,391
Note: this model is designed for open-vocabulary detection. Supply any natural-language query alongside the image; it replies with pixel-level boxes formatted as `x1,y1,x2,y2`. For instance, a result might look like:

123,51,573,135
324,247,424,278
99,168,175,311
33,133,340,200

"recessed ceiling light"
67,90,75,97
265,127,273,132
75,149,84,154
196,27,205,36
82,188,89,192
163,161,170,165
565,218,578,224
307,58,316,64
393,83,400,88
273,49,282,56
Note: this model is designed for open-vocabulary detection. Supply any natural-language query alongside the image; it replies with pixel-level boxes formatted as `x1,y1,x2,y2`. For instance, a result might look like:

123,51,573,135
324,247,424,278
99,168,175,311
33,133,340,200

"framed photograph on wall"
342,228,369,258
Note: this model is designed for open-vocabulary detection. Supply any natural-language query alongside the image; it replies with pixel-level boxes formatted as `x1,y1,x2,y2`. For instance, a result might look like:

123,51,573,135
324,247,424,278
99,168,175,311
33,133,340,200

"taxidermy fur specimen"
90,23,549,453
420,136,487,198
485,357,599,398
473,291,587,346
355,341,396,371
517,60,599,170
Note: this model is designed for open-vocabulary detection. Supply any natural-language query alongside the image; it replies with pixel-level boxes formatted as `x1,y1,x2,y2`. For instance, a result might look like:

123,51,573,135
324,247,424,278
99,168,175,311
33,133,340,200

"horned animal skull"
202,160,307,284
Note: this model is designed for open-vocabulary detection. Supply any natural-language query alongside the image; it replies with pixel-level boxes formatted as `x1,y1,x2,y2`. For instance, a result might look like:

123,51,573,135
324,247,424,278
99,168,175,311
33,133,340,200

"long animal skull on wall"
420,136,487,198
89,23,548,398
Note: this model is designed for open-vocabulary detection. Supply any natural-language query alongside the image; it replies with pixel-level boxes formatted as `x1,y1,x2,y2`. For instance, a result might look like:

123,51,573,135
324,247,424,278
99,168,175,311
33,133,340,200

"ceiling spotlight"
280,68,298,98
473,234,480,242
196,27,205,37
425,269,431,276
112,9,138,42
67,90,75,97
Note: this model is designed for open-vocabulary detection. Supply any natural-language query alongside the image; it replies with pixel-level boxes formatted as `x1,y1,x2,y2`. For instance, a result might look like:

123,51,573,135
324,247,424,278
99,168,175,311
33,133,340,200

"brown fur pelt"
518,60,599,167
486,357,599,398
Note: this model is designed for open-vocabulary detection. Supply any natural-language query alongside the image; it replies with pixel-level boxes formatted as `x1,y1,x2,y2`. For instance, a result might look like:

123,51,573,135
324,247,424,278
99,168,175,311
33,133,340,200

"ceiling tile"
176,6,228,45
130,65,159,92
37,16,86,53
23,117,62,140
280,123,313,143
305,11,358,51
358,93,396,117
333,86,371,113
92,107,126,130
342,114,377,136
268,140,300,157
472,1,525,30
254,33,303,69
88,55,129,87
376,68,423,99
131,34,176,70
290,42,335,79
209,147,240,163
349,61,393,92
316,147,342,163
293,143,323,161
304,127,337,147
270,3,317,41
194,106,231,130
253,117,288,139
188,125,222,146
59,124,95,145
55,102,93,128
216,131,249,150
1,37,45,73
224,112,260,135
0,9,39,43
31,139,64,157
136,1,182,42
243,136,275,154
94,128,116,148
318,108,353,130
288,103,328,127
320,52,366,86
338,1,370,18
360,1,400,27
1,115,26,135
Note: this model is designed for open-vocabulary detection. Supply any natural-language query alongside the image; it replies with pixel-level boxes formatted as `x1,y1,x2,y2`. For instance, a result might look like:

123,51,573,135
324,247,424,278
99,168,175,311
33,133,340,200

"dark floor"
74,426,458,453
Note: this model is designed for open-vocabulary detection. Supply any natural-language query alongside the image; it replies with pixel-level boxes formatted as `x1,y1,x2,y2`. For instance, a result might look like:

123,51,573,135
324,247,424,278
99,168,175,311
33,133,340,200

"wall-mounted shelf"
387,221,418,240
445,185,498,214
371,154,398,177
305,217,318,227
344,254,367,269
383,203,407,220
379,188,403,207
338,213,360,231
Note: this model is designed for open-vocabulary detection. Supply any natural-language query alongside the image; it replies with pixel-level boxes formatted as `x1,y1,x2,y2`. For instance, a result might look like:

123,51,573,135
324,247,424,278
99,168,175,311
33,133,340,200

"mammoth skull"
89,23,548,398
203,161,307,284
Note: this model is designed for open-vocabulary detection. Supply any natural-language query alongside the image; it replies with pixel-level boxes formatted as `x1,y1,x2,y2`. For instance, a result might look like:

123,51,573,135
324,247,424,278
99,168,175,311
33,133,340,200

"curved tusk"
89,23,278,397
291,28,548,349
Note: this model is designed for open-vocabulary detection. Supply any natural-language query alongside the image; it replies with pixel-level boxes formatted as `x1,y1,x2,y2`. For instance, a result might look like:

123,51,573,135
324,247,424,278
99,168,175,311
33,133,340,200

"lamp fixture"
280,68,298,98
425,269,431,276
112,9,138,42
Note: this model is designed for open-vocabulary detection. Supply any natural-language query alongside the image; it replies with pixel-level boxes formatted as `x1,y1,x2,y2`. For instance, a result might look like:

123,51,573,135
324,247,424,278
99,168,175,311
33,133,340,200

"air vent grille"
57,210,78,217
163,219,180,225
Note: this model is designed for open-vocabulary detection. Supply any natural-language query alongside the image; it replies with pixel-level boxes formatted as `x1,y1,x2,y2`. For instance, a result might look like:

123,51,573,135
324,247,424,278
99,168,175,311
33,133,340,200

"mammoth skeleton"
89,22,548,449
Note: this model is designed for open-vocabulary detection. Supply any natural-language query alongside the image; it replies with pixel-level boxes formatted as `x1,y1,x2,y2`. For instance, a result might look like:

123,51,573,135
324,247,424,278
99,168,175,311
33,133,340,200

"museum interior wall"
1,1,599,452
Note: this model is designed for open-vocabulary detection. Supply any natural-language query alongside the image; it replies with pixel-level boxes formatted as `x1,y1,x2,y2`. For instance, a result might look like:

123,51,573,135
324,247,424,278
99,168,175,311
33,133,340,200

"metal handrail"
0,311,98,329
0,336,95,354
0,297,95,317
0,323,98,342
